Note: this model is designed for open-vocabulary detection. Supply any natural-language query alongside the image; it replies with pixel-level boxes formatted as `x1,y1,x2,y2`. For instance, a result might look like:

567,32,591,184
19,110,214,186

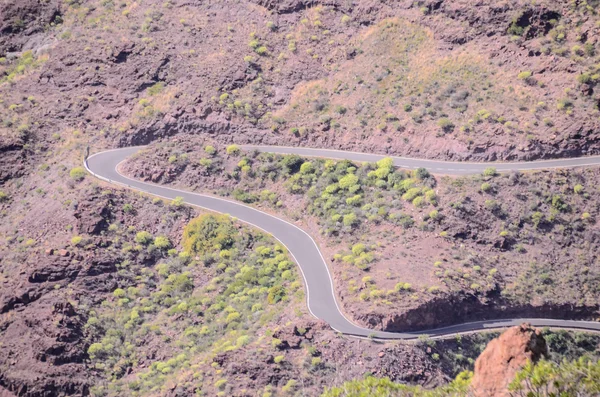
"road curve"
85,146,600,339
242,145,600,175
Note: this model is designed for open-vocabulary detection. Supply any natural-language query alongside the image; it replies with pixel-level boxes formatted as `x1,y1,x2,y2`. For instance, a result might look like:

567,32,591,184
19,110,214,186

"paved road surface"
85,146,600,339
242,145,600,175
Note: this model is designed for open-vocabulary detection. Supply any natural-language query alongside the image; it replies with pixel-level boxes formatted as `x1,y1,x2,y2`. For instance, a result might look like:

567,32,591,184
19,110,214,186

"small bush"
70,167,86,181
577,73,592,85
135,231,153,245
226,145,241,155
256,46,268,55
483,167,497,177
415,168,430,180
350,243,365,256
481,182,492,192
0,191,8,202
71,236,83,246
214,379,227,390
172,196,184,207
518,71,535,84
147,82,164,96
518,71,532,80
556,98,573,111
343,213,358,227
282,380,297,393
437,118,455,133
300,162,314,174
199,158,213,167
154,236,171,249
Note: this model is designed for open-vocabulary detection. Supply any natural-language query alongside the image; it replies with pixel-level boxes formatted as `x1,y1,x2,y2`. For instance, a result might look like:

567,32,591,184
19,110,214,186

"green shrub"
199,158,213,167
0,191,9,202
531,211,544,228
577,73,593,85
351,243,365,256
437,118,455,132
135,231,153,245
483,167,497,177
204,145,217,156
70,167,86,181
87,343,104,359
274,355,285,363
415,168,430,180
346,195,362,206
412,196,424,207
557,98,573,111
171,196,184,207
402,187,421,201
343,213,358,227
339,173,359,189
154,236,171,249
226,144,240,155
271,338,284,349
518,71,532,80
481,182,492,192
300,162,314,174
582,212,591,220
267,285,286,304
71,236,84,246
574,184,584,194
214,379,227,390
282,379,297,393
147,82,164,96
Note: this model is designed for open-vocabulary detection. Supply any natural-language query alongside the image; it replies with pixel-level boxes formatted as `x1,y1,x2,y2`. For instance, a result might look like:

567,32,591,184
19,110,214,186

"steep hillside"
2,0,600,396
123,138,600,332
1,0,600,163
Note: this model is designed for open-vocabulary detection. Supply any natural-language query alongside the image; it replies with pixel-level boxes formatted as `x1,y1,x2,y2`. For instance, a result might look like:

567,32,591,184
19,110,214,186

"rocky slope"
1,0,600,162
123,137,600,333
2,0,600,395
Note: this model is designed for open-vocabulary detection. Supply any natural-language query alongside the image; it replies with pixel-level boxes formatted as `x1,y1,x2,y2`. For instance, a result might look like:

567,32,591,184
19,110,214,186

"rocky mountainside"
1,0,600,163
2,0,600,396
123,137,600,334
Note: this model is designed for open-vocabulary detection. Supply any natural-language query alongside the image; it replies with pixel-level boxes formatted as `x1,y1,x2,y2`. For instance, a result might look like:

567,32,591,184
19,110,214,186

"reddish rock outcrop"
470,324,548,396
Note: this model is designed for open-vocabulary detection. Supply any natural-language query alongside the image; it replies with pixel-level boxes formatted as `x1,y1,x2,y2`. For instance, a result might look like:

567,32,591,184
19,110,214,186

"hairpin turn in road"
85,146,600,339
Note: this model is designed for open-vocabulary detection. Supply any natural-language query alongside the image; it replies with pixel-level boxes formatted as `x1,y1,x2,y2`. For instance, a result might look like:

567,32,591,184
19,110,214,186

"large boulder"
471,323,548,396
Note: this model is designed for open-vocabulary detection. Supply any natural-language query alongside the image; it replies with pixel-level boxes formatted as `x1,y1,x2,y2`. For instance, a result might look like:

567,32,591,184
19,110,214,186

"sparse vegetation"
69,167,87,181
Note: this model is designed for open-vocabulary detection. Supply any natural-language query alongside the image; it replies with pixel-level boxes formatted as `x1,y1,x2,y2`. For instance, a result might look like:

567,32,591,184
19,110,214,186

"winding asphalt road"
242,145,600,176
85,146,600,339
